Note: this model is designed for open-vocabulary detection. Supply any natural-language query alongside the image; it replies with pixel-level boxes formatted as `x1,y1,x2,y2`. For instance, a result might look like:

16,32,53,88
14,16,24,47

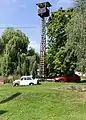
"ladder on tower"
36,2,52,80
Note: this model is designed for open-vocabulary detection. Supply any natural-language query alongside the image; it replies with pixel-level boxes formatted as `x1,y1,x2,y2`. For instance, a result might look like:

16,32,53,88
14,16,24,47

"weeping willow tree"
29,54,39,79
0,28,40,77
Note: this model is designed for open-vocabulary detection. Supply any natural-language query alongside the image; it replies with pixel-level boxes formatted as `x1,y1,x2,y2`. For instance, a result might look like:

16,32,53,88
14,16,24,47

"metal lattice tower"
40,17,46,78
36,2,51,79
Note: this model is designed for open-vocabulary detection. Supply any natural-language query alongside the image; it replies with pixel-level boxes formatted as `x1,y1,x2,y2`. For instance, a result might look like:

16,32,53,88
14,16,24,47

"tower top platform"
36,2,51,8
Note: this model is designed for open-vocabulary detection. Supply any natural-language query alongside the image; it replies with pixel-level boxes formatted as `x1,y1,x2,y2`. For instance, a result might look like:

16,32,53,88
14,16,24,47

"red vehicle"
54,74,80,82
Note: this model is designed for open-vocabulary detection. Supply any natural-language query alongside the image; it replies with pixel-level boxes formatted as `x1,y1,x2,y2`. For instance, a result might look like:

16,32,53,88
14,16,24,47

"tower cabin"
36,2,52,18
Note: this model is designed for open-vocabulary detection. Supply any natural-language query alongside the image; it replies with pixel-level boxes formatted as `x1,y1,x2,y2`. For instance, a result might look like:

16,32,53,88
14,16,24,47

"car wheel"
29,83,34,86
14,83,19,86
54,79,60,82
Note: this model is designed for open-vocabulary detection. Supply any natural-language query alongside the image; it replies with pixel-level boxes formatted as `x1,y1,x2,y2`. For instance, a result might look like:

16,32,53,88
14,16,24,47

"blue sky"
0,0,74,53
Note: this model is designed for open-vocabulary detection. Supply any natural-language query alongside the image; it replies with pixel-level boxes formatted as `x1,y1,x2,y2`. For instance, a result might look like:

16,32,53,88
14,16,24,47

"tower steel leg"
40,17,46,80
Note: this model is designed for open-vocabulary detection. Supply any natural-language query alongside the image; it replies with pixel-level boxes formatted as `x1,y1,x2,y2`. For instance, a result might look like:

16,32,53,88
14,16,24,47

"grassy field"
0,82,86,120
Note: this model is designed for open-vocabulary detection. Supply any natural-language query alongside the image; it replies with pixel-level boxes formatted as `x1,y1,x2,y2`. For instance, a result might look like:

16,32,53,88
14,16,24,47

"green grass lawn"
0,82,86,120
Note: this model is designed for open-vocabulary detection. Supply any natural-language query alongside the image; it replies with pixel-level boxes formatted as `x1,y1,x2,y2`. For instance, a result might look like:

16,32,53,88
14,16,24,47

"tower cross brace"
36,2,51,79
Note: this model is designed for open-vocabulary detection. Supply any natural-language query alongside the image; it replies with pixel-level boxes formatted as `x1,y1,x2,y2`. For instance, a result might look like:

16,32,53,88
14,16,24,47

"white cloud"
28,40,40,53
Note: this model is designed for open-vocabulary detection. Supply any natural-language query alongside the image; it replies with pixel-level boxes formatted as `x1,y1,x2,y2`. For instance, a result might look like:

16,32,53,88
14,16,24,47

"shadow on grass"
0,92,21,104
0,110,7,115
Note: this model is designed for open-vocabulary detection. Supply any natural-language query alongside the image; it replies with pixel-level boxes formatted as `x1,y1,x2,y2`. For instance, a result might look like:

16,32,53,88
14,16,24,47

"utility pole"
36,2,51,80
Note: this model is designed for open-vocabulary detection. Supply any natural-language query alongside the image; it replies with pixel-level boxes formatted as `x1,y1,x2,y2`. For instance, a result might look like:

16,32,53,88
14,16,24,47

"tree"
46,8,75,76
29,54,39,79
0,38,4,54
54,45,77,75
66,0,86,73
1,28,29,76
18,53,30,76
0,28,40,77
27,47,35,56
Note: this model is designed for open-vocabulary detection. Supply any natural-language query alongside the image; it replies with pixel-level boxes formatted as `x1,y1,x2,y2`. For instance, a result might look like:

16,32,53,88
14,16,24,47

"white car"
13,76,39,86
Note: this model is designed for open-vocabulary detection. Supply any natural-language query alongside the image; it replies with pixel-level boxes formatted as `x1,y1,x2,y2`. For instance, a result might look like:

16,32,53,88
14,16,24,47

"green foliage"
17,53,30,76
46,8,76,76
0,28,39,77
29,54,39,79
0,38,4,54
47,8,73,46
66,0,86,73
27,47,35,56
54,46,77,75
1,28,29,76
